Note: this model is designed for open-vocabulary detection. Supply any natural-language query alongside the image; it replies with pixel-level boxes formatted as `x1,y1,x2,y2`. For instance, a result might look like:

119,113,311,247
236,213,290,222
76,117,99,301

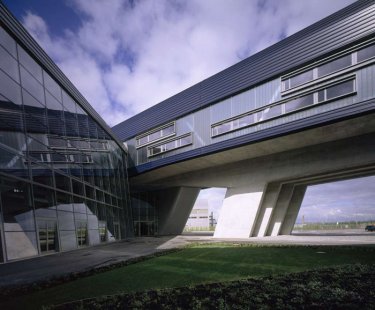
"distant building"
185,200,210,230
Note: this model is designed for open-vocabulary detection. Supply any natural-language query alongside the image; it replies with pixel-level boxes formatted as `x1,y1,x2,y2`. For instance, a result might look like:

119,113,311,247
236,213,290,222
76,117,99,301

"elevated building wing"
113,1,375,238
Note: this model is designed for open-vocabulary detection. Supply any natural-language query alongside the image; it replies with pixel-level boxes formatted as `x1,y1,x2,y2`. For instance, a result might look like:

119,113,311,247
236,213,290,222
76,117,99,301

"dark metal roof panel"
129,99,375,176
113,0,375,141
0,2,127,152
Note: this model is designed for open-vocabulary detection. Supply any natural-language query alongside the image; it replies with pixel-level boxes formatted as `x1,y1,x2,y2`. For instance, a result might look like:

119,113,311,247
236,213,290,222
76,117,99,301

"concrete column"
251,182,281,237
157,187,200,235
279,185,307,235
266,184,295,236
214,185,265,238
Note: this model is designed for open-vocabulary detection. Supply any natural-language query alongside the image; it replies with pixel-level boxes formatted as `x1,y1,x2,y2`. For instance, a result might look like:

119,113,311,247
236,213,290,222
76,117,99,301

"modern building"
113,0,375,238
1,1,375,263
0,3,133,263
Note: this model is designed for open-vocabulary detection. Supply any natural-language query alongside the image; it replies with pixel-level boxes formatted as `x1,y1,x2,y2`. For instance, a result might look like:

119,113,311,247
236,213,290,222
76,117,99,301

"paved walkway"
1,231,374,287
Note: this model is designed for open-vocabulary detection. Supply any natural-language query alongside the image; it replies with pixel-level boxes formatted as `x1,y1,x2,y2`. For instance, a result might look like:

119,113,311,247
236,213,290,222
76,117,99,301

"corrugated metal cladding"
0,3,126,152
113,0,375,141
128,99,375,176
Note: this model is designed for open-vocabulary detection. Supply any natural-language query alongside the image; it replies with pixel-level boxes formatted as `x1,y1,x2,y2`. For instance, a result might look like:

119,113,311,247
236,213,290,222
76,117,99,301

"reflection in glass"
38,220,57,253
0,69,22,105
318,55,351,77
285,94,314,113
357,44,375,63
0,45,20,82
326,80,354,100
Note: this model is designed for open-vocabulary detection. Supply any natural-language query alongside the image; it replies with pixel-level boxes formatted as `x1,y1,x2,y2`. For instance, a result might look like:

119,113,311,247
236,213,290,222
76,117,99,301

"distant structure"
185,200,210,230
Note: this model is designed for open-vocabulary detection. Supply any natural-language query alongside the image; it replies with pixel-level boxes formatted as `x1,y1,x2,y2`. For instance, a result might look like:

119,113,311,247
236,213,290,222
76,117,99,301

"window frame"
136,122,176,149
211,76,356,138
281,38,375,95
147,133,193,157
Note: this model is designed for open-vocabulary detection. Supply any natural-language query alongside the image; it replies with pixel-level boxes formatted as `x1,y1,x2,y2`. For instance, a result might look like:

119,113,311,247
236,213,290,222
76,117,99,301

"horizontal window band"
211,80,356,138
212,76,356,129
147,133,193,157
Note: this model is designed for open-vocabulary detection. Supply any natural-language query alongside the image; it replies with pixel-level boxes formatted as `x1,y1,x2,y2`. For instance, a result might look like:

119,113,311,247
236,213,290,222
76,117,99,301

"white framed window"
212,77,356,138
147,133,192,157
136,122,176,148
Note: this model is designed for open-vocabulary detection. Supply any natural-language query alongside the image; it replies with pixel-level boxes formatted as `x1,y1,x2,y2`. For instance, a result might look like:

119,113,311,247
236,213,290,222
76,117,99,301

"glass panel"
5,231,38,260
238,114,254,128
18,45,43,83
318,55,352,77
74,201,87,214
326,80,354,100
86,200,97,216
59,230,76,251
149,130,161,141
76,221,88,247
258,105,282,121
72,179,84,196
289,70,313,88
180,135,192,146
55,171,71,192
85,185,95,199
318,90,325,103
0,27,17,57
1,177,34,232
285,94,314,113
31,164,54,186
56,191,73,212
49,136,67,148
62,91,77,113
38,220,57,253
213,122,231,136
20,66,45,105
23,103,48,135
150,145,162,156
0,45,20,82
161,124,174,136
357,44,375,63
0,69,22,105
281,79,290,91
45,91,62,111
0,146,28,179
99,221,107,242
33,185,55,211
65,111,79,137
43,71,62,102
137,136,148,146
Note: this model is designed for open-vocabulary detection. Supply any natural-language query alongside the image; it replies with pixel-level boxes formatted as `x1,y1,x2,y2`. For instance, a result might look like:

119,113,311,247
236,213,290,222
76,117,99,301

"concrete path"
0,230,374,287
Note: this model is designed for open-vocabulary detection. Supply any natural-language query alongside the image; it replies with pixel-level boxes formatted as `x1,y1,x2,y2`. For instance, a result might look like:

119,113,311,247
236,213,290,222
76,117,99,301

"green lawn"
2,244,375,309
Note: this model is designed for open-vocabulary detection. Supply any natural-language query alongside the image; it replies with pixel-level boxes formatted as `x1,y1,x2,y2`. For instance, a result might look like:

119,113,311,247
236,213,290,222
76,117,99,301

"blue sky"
4,0,374,223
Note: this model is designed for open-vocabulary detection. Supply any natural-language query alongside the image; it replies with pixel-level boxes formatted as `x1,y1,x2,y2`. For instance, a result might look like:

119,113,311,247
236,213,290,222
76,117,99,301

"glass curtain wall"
0,26,133,262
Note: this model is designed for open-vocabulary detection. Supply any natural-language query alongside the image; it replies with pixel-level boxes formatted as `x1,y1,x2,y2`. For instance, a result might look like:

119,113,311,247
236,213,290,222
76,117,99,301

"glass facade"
0,25,133,262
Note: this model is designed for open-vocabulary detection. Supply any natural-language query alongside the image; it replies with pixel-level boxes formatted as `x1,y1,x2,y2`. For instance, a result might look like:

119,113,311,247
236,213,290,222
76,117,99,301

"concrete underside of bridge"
130,113,375,238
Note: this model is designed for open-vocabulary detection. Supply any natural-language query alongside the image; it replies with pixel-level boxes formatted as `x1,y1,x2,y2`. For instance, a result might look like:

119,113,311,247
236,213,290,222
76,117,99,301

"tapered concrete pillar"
279,185,307,235
214,185,265,238
266,184,296,236
251,182,281,237
157,187,200,235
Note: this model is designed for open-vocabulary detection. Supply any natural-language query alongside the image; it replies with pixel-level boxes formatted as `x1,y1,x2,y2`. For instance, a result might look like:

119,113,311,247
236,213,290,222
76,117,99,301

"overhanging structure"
113,0,375,238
